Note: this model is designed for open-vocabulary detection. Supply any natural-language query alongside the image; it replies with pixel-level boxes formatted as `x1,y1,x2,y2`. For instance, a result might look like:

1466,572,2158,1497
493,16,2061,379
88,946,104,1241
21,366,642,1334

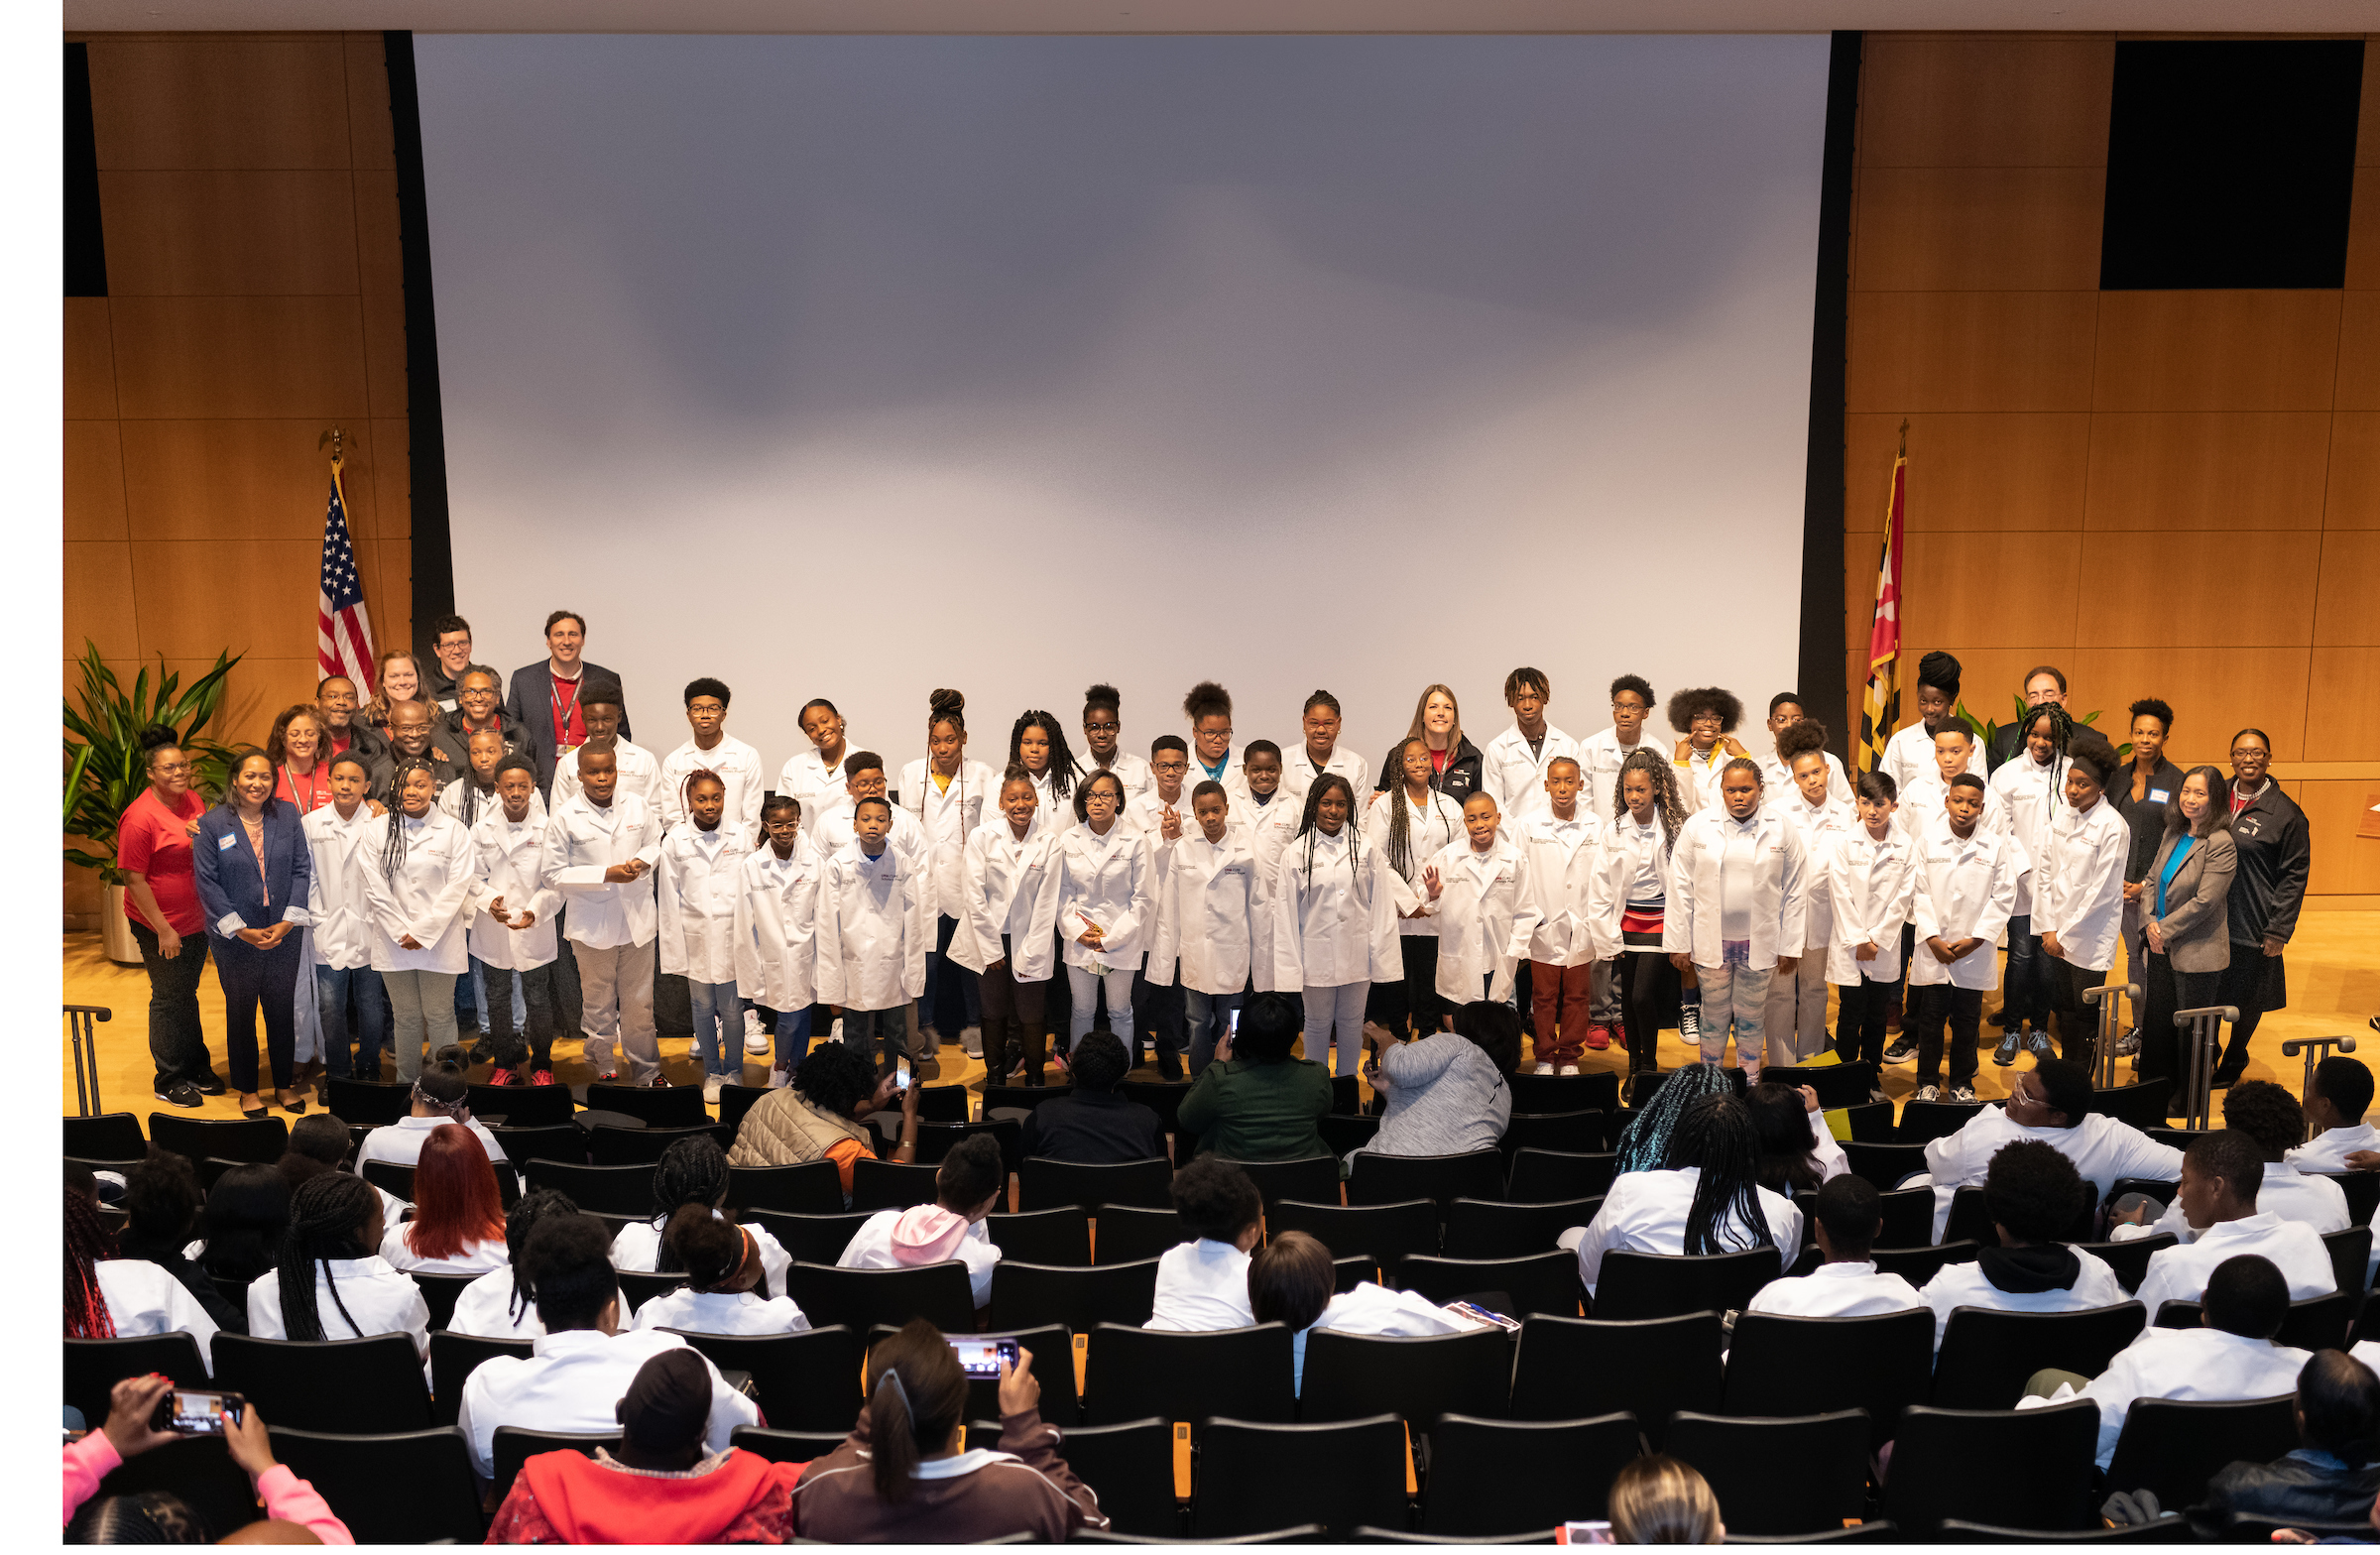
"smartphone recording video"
153,1389,243,1436
949,1337,1020,1378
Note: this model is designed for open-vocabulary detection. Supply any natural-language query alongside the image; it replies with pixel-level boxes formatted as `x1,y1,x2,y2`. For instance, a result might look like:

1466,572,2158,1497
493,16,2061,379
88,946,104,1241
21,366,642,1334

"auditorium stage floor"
60,915,2380,1129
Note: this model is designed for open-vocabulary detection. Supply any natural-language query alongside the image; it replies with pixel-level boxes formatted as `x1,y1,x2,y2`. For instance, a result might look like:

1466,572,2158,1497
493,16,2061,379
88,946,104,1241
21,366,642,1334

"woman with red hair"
377,1122,508,1274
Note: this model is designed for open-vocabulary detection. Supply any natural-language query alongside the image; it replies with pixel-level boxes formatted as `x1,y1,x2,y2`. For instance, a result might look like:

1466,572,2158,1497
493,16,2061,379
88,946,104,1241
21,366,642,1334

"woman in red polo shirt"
266,703,333,817
118,728,221,1109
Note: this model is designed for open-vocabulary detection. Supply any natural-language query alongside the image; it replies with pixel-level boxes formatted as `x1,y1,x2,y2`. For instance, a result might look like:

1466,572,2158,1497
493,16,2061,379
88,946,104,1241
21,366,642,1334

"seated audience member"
352,1048,509,1169
1356,1001,1520,1158
727,1036,920,1190
486,1350,809,1543
1147,1155,1264,1331
457,1213,758,1480
2125,1083,2347,1240
1016,1031,1167,1164
1919,1059,2183,1241
2288,1057,2379,1174
1247,1230,1471,1392
1563,1094,1804,1298
449,1188,576,1342
1917,1139,2125,1349
64,1375,350,1542
2131,1131,2337,1321
281,1111,407,1227
839,1135,1007,1309
1744,1175,1924,1318
1176,991,1334,1162
1611,1061,1735,1174
1607,1454,1726,1545
246,1170,430,1358
1745,1081,1849,1195
195,1162,291,1290
613,1134,792,1298
377,1121,510,1274
65,1168,220,1371
113,1150,242,1335
2023,1254,2311,1470
633,1208,812,1336
2192,1350,2380,1538
789,1318,1109,1541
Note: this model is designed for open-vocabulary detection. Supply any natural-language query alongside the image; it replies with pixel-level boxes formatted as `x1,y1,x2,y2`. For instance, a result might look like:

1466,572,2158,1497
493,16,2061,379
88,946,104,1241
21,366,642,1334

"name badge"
217,833,237,851
2147,788,2170,803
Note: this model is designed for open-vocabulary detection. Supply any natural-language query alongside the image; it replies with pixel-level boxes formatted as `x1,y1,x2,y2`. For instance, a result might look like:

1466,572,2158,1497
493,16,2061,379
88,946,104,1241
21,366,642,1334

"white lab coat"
1759,749,1854,808
655,821,752,985
630,1288,811,1337
1056,821,1155,972
1281,746,1369,807
540,792,663,950
1908,815,2025,992
2035,797,2131,973
456,1328,758,1481
1674,746,1732,814
96,1260,222,1373
1743,1260,1926,1319
1990,752,2064,917
1897,771,2012,853
301,803,380,970
610,1213,792,1301
1662,806,1809,972
1579,726,1658,825
2289,1126,2380,1174
355,1114,511,1168
1590,810,1678,957
1880,720,1945,807
1918,1249,2127,1350
466,810,560,970
1421,834,1541,1005
776,746,855,830
446,1266,543,1341
1080,751,1152,802
898,758,1001,920
1920,1108,2184,1242
1270,827,1405,991
379,1225,510,1277
359,810,478,975
2031,1326,2312,1470
1149,829,1260,996
809,795,928,867
1483,723,1581,823
949,816,1063,982
1518,811,1606,967
439,776,543,833
1770,791,1856,957
1368,787,1465,940
815,840,931,1011
2137,1163,2350,1240
1824,824,1919,985
734,845,823,1012
1146,1239,1255,1333
551,736,662,813
2132,1212,2339,1320
1564,1167,1804,1296
840,1211,1003,1309
1121,784,1197,847
246,1256,430,1359
658,733,766,837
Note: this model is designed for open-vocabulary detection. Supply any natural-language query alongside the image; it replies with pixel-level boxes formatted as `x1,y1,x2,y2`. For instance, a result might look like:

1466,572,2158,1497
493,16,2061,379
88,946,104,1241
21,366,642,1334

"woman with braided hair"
630,1205,813,1336
610,1134,792,1298
247,1169,428,1358
447,1187,579,1340
1563,1091,1801,1297
1989,701,2072,1061
1595,749,1696,1082
359,754,477,1083
65,1165,222,1369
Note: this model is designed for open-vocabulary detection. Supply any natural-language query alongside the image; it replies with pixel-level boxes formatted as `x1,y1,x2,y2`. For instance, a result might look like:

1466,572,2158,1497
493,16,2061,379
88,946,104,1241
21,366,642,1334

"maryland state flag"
1855,449,1906,775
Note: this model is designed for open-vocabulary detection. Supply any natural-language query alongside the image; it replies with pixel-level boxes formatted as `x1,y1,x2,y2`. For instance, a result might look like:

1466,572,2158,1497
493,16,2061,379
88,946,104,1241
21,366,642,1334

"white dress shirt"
734,844,824,1012
1146,1239,1255,1332
379,1225,511,1276
96,1259,222,1372
630,1287,812,1337
246,1256,431,1357
456,1326,760,1478
815,841,932,1011
839,1210,1002,1308
1921,1108,2181,1242
898,758,1001,921
2287,1126,2380,1175
467,810,561,970
2035,796,2131,973
611,1213,792,1301
355,1115,511,1169
552,736,662,813
300,803,380,970
1563,1167,1805,1296
656,821,752,985
2030,1326,2312,1470
2132,1212,2338,1320
1743,1259,1925,1319
658,733,766,836
446,1266,544,1342
360,809,478,975
1270,827,1405,991
1918,1247,2127,1349
541,792,663,949
1483,723,1581,823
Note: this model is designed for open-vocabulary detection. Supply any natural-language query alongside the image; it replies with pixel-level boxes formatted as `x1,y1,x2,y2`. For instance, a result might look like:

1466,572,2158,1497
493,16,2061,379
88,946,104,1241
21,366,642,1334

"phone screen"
893,1061,910,1091
158,1390,240,1435
949,1337,1020,1378
1227,1008,1241,1034
1562,1521,1614,1544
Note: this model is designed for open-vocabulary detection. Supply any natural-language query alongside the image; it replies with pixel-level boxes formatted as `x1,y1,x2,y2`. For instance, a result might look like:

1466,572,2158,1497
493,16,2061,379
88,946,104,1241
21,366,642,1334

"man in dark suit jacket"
1985,663,2069,775
504,609,630,788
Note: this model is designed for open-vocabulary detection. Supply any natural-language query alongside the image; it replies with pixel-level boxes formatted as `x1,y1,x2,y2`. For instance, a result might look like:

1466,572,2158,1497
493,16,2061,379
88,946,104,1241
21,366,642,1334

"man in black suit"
1985,663,2068,775
504,609,631,788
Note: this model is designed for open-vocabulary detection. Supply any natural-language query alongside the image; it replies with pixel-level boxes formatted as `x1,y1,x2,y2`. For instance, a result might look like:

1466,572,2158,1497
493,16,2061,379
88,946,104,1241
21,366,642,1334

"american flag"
316,457,377,695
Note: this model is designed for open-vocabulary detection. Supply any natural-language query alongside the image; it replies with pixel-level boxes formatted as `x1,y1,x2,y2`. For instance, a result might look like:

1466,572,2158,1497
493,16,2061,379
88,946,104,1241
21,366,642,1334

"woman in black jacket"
1375,683,1483,802
2213,728,2311,1088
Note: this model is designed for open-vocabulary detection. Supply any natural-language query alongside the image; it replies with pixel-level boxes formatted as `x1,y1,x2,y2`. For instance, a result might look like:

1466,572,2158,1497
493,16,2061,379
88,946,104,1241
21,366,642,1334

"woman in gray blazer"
2135,766,2237,1095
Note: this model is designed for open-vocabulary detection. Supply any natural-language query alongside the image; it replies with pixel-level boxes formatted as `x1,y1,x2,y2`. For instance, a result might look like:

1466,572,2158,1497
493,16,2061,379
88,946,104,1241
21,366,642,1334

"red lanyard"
282,765,329,814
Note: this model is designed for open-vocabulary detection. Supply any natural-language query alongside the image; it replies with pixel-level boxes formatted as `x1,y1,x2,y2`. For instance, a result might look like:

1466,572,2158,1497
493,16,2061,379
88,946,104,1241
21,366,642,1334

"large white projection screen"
417,36,1828,786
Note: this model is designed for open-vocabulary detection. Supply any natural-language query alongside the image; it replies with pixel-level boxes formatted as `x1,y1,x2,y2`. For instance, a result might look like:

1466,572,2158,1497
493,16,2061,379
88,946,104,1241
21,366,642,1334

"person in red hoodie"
485,1349,803,1543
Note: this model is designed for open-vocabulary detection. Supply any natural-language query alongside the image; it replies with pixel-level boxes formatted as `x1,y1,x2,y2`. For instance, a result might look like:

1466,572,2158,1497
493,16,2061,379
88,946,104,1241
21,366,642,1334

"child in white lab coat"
1757,694,1854,805
657,677,765,838
1897,724,2009,845
1079,682,1152,802
304,752,389,1080
898,690,999,1057
951,768,1063,1086
1763,721,1856,1065
1518,757,1605,1072
468,756,563,1086
657,771,753,1103
1056,772,1156,1062
1150,780,1260,1075
1008,710,1082,1045
1483,665,1581,825
1370,738,1467,1039
2036,730,2132,1062
1826,771,1917,1071
1907,774,2025,1102
1419,791,1541,1017
1667,687,1752,815
1989,704,2067,1062
541,746,665,1084
816,796,932,1079
735,794,821,1089
1271,774,1403,1077
1282,688,1369,807
360,756,480,1084
1126,737,1197,1080
1661,759,1809,1085
1184,680,1244,799
776,697,856,832
1594,750,1690,1084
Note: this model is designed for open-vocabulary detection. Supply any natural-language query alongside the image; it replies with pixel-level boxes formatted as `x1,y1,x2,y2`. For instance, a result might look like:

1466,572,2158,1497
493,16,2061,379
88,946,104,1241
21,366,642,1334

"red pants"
1529,960,1596,1064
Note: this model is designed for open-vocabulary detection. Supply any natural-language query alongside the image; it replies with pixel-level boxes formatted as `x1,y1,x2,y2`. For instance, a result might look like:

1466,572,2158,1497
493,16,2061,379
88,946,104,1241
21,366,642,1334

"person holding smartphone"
63,1376,350,1541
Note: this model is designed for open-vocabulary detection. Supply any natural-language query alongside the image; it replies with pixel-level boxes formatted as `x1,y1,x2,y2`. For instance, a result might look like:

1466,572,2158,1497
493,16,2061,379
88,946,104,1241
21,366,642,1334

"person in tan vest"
727,1040,918,1197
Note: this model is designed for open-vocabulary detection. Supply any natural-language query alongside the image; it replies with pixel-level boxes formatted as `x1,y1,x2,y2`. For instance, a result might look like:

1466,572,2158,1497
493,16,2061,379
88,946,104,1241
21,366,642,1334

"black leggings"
1619,943,1678,1077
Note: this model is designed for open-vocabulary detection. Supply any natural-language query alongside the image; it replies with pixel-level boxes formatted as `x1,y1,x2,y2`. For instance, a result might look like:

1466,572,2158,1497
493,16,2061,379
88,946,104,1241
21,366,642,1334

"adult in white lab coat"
776,696,857,833
656,676,766,838
541,746,665,1084
656,771,754,1102
359,757,477,1084
1560,1091,1804,1296
2124,1132,2339,1319
1667,686,1753,816
1825,771,1917,1071
1743,1175,1925,1319
1271,775,1404,1078
1418,791,1541,1012
1763,722,1856,1066
1369,738,1467,1040
1916,1138,2127,1350
1077,682,1153,802
303,752,391,1081
735,794,823,1088
1905,776,2026,1103
1581,674,1663,1040
1662,760,1809,1083
1054,772,1155,1060
1593,751,1691,1083
468,756,564,1084
1989,706,2067,1054
951,770,1063,1086
1756,696,1854,807
1280,688,1369,807
1917,1060,2183,1242
815,797,933,1076
898,689,1000,1055
1482,666,1581,825
548,681,662,814
1516,759,1606,1073
1149,781,1261,1075
2036,732,2132,1062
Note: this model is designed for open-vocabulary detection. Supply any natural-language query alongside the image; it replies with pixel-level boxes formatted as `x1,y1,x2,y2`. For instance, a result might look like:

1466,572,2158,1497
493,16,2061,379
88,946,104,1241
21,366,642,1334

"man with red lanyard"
506,610,633,789
314,674,386,770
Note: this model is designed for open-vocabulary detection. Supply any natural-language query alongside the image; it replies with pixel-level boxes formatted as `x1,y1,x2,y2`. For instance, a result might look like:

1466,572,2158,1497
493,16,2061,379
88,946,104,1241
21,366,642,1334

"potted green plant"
63,642,242,964
1958,693,2132,766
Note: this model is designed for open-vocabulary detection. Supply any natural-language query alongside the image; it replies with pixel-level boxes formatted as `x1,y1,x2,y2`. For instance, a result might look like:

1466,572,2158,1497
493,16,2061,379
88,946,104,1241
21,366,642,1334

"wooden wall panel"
1898,530,2082,648
1852,167,2106,292
2069,647,2312,766
372,539,413,650
2314,530,2380,648
2305,647,2380,762
130,540,324,661
119,419,382,541
85,37,351,171
2074,530,2321,648
108,296,369,420
1857,37,2115,168
64,299,118,421
2091,291,2346,413
63,422,129,543
2347,167,2380,292
181,657,328,753
353,171,408,417
1847,292,2099,413
1844,412,2089,533
2325,413,2380,529
63,543,141,660
2362,40,2380,165
342,34,395,172
97,171,359,296
2082,413,2333,531
2327,292,2380,412
2297,780,2380,895
369,418,411,538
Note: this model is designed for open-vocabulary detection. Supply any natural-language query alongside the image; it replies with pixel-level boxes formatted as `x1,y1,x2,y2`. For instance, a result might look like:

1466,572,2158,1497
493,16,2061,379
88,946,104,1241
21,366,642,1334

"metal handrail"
2083,982,2141,1090
2282,1034,2360,1141
64,1005,112,1118
2176,1005,2240,1133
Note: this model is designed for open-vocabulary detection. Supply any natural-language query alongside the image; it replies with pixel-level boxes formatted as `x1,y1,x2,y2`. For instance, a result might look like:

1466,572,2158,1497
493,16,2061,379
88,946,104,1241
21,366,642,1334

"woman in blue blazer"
193,750,313,1120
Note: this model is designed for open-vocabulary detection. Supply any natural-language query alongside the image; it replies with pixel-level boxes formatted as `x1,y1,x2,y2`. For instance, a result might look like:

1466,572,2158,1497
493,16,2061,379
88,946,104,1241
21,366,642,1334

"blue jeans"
1301,981,1368,1077
2001,914,2054,1027
758,1004,813,1071
687,979,745,1079
1067,965,1137,1048
921,914,981,1035
313,963,390,1080
1186,987,1244,1076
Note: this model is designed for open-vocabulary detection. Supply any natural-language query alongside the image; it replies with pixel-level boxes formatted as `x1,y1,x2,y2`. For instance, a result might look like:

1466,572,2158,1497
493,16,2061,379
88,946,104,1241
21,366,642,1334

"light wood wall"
62,32,415,922
1844,32,2380,899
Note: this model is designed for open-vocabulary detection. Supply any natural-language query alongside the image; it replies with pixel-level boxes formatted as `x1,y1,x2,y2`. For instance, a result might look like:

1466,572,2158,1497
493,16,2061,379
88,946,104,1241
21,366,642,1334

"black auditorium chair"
615,1269,683,1315
83,1435,258,1542
1039,1417,1179,1537
65,1333,208,1428
731,1425,858,1464
988,1257,1160,1333
723,1160,844,1215
212,1333,431,1434
468,1081,574,1128
1299,1327,1514,1430
1396,1251,1582,1318
321,1080,411,1128
1348,1149,1504,1211
1666,1410,1869,1537
1931,1302,2147,1410
746,1209,874,1266
486,1124,582,1166
521,1160,653,1215
489,1428,618,1505
1898,1098,1983,1143
715,1084,770,1136
1504,1148,1616,1203
986,1206,1093,1265
1593,1248,1780,1322
1270,1198,1438,1268
1091,1205,1190,1264
784,1259,974,1333
360,1159,416,1202
1220,1155,1342,1211
1079,1322,1296,1431
1506,1070,1619,1115
1498,1110,1606,1156
1881,1401,2102,1538
1722,1309,1935,1446
1508,1312,1723,1448
1190,1415,1408,1541
1440,1196,1599,1260
667,1326,866,1433
1935,1516,2196,1542
915,1118,1020,1173
63,1112,149,1162
1873,1240,1981,1287
428,1332,533,1426
2103,1394,2300,1515
410,1270,476,1333
266,1425,485,1544
1017,1155,1173,1212
590,1123,721,1167
584,1081,709,1129
849,1156,943,1212
2076,1235,2173,1294
1843,1139,1928,1193
1320,1113,1383,1158
149,1113,287,1165
1417,1413,1640,1537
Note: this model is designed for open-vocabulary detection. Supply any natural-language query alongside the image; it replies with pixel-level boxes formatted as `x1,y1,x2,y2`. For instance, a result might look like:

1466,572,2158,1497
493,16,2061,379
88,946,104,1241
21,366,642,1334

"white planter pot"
101,883,143,965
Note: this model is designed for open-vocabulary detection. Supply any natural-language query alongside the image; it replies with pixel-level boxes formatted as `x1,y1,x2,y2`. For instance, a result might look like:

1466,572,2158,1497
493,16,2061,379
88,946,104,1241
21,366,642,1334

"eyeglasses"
1085,721,1119,733
152,761,191,775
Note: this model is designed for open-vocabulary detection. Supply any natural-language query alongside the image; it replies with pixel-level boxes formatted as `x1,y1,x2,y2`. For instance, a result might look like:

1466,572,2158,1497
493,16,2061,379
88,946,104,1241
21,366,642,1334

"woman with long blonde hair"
1374,683,1484,805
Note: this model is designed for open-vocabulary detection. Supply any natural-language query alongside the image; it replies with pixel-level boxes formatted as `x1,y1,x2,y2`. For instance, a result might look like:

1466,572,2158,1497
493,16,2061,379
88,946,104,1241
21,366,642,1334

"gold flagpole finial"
319,425,345,469
1897,419,1908,459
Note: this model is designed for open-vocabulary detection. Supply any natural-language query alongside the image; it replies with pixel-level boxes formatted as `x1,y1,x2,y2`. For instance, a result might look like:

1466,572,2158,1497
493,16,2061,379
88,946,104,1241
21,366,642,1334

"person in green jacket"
1177,992,1335,1161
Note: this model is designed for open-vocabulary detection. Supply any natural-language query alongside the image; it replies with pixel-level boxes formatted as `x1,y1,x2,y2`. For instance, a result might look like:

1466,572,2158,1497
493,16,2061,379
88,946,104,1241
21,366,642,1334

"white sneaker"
1557,1064,1581,1076
767,1065,793,1090
830,1017,845,1041
744,1009,766,1036
702,1076,723,1105
744,1031,773,1055
960,1024,983,1057
1532,1062,1555,1075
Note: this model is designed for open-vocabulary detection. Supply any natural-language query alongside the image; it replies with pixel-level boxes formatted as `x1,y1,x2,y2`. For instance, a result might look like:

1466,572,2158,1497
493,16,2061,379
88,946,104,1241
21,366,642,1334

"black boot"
1020,1019,1049,1088
980,1017,1012,1091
